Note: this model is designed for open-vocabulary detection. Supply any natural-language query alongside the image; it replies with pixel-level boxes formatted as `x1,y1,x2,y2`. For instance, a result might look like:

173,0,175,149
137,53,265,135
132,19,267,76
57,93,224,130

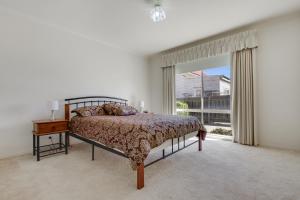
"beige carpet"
1,138,300,200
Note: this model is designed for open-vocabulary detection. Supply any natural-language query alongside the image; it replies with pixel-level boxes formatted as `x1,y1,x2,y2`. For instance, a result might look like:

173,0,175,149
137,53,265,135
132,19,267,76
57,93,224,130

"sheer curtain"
231,48,258,145
162,66,176,115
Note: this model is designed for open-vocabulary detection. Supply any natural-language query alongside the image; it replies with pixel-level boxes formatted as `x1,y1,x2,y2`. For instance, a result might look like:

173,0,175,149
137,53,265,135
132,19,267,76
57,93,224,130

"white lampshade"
140,101,145,108
51,100,59,111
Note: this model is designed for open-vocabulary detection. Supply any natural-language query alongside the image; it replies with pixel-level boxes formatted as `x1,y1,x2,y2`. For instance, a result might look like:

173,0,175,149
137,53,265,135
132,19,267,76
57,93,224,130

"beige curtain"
162,66,176,115
231,48,258,146
162,30,258,66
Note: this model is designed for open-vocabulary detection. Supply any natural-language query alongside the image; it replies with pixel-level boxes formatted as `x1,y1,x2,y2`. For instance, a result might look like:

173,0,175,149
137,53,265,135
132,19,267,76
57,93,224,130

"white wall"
254,12,300,151
148,12,300,151
0,6,150,158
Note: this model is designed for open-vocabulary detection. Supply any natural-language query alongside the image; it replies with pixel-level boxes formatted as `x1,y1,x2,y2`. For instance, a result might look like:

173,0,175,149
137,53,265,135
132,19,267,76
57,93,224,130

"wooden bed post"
64,104,70,148
137,163,144,189
198,131,203,151
65,104,70,121
198,137,202,151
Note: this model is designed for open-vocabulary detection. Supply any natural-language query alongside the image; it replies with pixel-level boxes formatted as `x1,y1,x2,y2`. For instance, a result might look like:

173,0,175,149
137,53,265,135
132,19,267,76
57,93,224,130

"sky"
204,65,231,78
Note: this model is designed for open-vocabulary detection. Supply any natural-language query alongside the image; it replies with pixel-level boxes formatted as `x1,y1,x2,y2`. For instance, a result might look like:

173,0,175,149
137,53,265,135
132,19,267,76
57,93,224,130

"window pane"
203,66,231,128
176,71,203,122
176,64,232,137
176,71,202,99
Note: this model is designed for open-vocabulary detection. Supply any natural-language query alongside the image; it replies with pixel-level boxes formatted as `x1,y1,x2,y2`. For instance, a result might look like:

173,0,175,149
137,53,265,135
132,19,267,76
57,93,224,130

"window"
176,65,232,136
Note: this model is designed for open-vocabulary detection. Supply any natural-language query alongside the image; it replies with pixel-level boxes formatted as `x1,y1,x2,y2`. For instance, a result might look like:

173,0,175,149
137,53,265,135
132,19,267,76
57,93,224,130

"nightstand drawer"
35,121,68,134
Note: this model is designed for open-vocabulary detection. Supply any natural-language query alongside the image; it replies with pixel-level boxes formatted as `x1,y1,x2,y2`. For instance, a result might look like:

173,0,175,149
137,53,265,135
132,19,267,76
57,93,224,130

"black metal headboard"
64,96,128,120
65,96,128,108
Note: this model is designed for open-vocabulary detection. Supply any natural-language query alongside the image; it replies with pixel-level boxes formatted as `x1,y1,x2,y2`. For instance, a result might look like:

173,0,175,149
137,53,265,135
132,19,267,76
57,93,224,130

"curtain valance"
162,30,258,66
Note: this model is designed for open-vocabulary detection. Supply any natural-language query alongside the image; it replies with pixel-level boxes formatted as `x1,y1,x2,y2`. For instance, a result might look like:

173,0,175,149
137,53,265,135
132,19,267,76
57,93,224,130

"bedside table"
32,119,69,161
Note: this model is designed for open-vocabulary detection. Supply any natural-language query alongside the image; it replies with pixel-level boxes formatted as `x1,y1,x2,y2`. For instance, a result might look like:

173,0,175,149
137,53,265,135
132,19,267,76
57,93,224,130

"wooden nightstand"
32,119,69,161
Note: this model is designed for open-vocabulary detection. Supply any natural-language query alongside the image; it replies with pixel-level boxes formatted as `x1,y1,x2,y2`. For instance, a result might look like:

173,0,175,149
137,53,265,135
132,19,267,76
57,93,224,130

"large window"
176,65,232,136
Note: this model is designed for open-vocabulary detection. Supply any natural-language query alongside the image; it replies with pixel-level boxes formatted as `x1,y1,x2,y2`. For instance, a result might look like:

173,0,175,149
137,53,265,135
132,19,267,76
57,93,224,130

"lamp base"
50,110,55,121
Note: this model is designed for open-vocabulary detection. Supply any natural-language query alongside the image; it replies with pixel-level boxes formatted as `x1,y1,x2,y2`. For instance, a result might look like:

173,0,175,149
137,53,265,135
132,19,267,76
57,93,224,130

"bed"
64,96,206,189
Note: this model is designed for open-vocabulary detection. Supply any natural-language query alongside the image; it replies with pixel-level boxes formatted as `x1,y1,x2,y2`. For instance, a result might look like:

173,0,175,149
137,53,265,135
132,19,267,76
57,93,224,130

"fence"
176,95,231,127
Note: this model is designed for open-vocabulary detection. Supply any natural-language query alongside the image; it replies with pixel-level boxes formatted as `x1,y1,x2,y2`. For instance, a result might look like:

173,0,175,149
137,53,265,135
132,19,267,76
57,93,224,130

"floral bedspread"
69,113,206,169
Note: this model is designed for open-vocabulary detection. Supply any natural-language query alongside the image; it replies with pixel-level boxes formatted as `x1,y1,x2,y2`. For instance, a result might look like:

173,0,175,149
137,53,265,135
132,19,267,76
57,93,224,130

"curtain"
162,30,258,66
162,66,176,115
231,48,258,146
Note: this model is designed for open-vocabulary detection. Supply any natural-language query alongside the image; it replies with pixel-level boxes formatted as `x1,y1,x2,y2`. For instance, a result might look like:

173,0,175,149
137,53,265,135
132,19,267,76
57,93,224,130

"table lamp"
140,100,145,112
50,100,59,121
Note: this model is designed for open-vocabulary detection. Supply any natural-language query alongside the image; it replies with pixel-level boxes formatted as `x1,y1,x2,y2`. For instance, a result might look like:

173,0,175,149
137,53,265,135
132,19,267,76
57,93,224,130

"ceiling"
0,0,300,56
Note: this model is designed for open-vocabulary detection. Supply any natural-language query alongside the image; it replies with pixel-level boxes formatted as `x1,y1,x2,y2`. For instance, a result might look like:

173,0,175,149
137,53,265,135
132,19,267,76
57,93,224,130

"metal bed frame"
64,96,203,189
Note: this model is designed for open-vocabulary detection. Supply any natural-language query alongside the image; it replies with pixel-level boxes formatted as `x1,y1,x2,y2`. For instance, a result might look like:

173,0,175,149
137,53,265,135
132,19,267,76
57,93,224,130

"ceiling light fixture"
150,0,166,23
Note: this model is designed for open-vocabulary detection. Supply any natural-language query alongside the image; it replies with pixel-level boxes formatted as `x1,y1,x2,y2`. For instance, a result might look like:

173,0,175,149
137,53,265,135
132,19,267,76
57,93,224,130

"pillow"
102,103,119,115
71,105,105,117
112,105,138,116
